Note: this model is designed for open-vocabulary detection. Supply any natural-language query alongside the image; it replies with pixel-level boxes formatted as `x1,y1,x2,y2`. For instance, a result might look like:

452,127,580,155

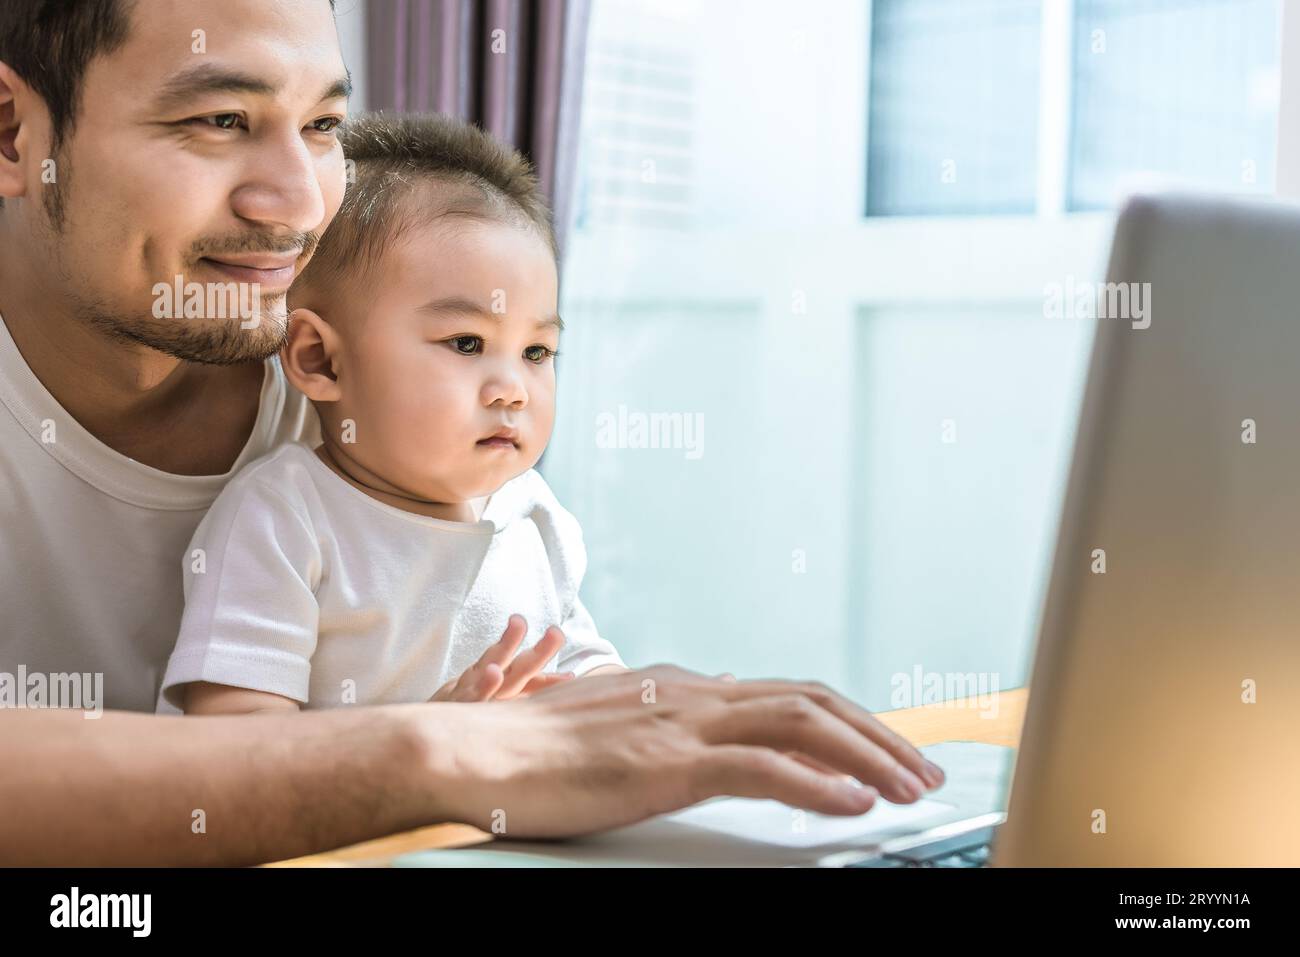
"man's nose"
229,129,329,235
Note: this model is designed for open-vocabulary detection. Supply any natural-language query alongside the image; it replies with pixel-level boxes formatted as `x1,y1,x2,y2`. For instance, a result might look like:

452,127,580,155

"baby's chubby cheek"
521,394,557,454
336,373,450,462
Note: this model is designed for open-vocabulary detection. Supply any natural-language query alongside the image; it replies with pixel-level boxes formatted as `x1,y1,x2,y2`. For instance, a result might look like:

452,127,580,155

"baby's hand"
430,614,576,702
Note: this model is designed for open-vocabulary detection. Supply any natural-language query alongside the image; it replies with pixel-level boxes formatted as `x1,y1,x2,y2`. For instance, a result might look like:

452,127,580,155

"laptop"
823,192,1300,867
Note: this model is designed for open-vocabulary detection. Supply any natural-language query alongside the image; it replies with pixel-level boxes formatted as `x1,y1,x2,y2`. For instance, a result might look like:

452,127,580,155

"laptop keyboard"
845,823,1000,868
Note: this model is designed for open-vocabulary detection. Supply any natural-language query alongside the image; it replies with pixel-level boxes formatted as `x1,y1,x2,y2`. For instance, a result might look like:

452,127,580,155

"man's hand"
408,664,948,840
430,614,576,702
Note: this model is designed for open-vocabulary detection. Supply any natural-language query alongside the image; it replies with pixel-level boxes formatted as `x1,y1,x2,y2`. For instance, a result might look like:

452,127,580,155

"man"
0,0,943,865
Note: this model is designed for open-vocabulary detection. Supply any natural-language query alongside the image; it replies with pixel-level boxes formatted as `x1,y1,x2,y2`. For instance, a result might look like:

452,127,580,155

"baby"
157,112,627,715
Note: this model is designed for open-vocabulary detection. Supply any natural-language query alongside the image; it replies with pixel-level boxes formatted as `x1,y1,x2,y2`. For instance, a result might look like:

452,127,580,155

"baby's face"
328,217,559,503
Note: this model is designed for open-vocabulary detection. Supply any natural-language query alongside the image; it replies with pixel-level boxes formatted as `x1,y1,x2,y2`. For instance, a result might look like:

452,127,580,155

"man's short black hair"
0,0,337,152
0,0,135,154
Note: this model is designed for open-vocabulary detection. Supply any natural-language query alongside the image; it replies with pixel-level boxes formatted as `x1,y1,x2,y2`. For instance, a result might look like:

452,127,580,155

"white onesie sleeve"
554,592,627,676
524,470,627,676
157,477,322,712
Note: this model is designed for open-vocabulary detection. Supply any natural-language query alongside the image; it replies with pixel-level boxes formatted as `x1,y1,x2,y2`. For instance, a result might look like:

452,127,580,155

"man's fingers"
496,625,565,698
786,750,852,780
713,679,944,790
692,745,880,816
700,694,929,804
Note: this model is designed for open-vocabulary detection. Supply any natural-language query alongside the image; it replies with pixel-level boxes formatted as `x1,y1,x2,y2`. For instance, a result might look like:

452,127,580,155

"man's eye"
309,116,343,133
199,113,243,130
450,336,482,355
524,345,558,362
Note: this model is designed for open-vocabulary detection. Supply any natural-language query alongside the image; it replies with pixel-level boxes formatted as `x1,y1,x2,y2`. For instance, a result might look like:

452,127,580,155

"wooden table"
269,687,1029,867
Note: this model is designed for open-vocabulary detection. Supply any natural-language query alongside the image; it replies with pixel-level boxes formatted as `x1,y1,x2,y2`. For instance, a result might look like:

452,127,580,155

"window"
1069,0,1280,209
865,0,1280,216
867,0,1042,215
548,0,1280,709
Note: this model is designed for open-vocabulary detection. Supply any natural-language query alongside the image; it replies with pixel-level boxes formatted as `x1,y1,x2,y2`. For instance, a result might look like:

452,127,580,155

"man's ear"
0,61,41,199
282,307,344,402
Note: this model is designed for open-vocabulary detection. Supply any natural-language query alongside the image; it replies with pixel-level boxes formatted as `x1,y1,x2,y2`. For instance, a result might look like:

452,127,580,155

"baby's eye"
450,335,482,355
524,345,558,363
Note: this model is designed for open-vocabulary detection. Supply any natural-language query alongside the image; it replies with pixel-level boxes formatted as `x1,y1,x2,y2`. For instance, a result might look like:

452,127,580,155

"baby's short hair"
292,111,556,310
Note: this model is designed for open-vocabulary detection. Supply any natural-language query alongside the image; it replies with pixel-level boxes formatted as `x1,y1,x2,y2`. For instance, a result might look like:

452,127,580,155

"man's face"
30,0,349,363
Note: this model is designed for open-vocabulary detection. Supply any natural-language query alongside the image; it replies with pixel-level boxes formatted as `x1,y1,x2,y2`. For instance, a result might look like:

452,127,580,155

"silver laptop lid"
997,193,1300,866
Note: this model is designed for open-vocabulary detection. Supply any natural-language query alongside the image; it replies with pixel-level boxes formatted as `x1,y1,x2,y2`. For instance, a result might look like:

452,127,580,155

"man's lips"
199,254,299,290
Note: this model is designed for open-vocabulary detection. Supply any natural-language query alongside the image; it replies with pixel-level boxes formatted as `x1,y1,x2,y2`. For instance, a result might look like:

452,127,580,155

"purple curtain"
365,0,591,256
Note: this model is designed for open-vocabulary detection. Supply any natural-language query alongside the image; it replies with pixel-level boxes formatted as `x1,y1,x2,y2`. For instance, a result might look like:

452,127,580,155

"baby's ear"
281,307,343,402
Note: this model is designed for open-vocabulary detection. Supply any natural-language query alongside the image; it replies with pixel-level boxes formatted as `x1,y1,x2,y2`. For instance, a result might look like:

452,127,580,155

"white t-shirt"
157,442,624,712
0,311,320,713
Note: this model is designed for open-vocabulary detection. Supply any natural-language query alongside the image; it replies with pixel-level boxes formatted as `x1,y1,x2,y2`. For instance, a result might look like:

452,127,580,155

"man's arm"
0,705,439,866
1,665,946,865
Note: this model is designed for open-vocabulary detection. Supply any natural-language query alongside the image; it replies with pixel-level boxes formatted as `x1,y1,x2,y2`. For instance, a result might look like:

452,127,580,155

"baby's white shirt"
157,442,624,712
